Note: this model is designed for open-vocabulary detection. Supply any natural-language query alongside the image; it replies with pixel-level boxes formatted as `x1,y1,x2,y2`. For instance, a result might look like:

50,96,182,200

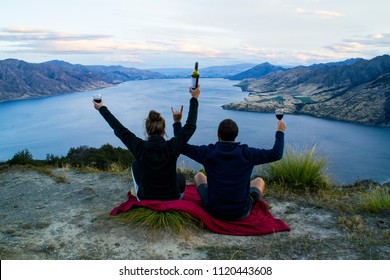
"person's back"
94,86,200,201
179,118,286,220
134,133,186,200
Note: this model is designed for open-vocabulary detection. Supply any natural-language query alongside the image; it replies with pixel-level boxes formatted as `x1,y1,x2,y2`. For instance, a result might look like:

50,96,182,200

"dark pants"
132,161,186,200
197,184,262,221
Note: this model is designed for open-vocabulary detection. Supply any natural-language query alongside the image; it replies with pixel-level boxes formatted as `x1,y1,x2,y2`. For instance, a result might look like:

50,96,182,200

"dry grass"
114,207,203,237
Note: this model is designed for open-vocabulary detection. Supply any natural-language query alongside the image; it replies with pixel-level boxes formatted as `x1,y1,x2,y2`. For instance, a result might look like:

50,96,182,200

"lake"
1,78,389,184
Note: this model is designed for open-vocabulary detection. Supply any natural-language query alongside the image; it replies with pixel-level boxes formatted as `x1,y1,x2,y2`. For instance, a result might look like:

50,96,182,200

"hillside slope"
0,59,163,102
223,55,390,126
228,62,286,80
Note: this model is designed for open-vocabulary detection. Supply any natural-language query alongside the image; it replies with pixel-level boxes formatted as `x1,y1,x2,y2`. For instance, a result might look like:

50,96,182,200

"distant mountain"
0,59,163,102
149,68,191,78
223,55,390,126
85,64,163,81
309,58,363,68
228,62,286,80
201,63,257,78
150,63,257,78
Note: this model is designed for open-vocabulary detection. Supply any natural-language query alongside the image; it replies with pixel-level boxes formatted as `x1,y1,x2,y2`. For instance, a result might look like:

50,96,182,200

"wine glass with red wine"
275,109,284,120
93,94,102,103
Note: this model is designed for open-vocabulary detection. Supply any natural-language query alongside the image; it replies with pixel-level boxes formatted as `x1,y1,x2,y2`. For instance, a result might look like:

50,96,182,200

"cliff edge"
1,166,389,259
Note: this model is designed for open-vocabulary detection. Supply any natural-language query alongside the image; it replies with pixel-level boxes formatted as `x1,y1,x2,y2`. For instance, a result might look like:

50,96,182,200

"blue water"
1,78,389,184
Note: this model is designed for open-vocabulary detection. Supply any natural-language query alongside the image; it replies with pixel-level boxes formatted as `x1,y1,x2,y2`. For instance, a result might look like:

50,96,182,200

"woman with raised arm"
93,86,200,201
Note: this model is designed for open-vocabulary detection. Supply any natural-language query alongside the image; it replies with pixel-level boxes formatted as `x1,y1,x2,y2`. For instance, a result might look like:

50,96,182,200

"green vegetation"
271,95,284,101
8,149,34,165
294,96,315,103
262,147,390,214
66,144,133,171
255,95,284,103
114,208,202,237
4,144,134,183
265,146,330,192
7,144,134,172
360,188,390,213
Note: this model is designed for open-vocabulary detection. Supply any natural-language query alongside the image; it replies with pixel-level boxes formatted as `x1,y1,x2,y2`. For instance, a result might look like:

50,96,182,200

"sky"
0,0,389,69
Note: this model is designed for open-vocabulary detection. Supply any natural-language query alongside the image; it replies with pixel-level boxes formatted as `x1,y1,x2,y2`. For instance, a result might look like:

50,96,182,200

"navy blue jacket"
174,122,284,219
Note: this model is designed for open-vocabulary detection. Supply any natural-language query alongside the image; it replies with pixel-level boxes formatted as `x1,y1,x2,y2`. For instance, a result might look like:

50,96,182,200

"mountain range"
0,60,257,102
149,63,256,78
0,59,163,102
223,55,390,126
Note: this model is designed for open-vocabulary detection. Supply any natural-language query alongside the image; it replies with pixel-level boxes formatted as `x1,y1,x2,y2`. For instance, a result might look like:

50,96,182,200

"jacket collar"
217,140,241,144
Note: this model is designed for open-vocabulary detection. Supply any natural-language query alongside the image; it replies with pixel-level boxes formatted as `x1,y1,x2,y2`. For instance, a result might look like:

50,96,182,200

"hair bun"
146,110,165,136
148,110,162,122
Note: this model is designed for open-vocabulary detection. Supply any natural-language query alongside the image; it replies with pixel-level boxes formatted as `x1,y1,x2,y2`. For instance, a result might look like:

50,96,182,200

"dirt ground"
0,167,389,260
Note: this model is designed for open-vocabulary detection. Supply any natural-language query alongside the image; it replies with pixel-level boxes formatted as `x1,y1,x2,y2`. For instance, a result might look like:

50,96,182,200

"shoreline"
0,84,117,104
221,101,390,128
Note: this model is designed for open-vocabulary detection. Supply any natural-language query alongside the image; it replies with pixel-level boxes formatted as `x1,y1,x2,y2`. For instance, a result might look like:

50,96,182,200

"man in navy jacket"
173,117,286,221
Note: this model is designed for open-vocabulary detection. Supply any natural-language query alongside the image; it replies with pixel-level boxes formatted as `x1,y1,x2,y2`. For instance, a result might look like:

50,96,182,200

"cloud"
0,26,110,41
0,25,232,66
0,26,170,57
42,40,168,54
326,42,366,52
176,41,223,58
296,8,345,19
325,33,390,55
106,55,143,64
1,26,51,33
0,24,242,64
239,44,351,66
0,25,235,68
148,21,230,35
360,33,390,46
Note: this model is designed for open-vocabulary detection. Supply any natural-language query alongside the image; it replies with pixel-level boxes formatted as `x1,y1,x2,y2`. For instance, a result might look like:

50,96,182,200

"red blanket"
110,185,291,236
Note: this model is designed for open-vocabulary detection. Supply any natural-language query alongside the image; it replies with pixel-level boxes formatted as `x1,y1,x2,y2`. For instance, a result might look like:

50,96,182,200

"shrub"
360,188,390,213
8,149,34,165
65,144,133,171
45,154,66,168
115,208,202,236
7,144,133,172
265,146,330,192
66,145,94,168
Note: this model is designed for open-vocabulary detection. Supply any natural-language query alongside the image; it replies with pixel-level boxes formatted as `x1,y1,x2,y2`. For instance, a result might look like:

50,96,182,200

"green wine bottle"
191,62,199,90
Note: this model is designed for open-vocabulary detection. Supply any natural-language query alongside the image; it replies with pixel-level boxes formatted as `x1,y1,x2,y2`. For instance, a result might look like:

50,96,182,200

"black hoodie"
99,97,198,200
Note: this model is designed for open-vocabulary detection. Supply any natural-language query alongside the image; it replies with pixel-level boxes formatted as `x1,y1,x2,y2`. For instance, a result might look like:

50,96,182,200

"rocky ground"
0,166,389,260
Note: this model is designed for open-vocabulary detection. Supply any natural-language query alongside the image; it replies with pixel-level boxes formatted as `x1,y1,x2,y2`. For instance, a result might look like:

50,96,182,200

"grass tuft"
360,188,390,213
265,146,330,192
114,207,203,237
